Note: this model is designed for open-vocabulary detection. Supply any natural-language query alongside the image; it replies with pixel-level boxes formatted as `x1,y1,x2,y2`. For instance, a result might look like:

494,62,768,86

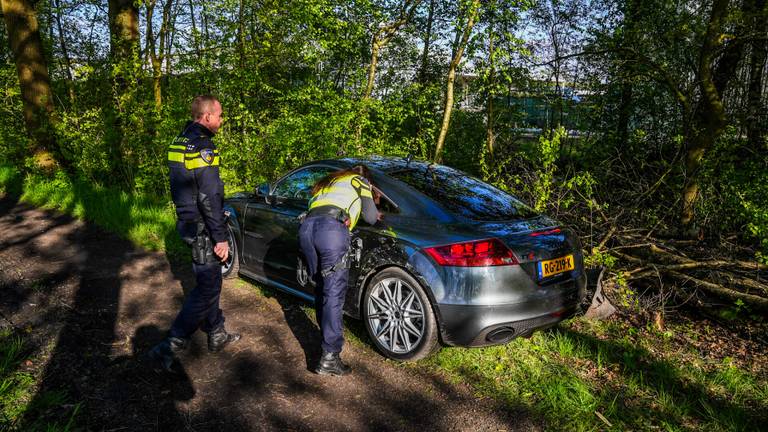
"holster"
320,252,349,278
178,221,216,265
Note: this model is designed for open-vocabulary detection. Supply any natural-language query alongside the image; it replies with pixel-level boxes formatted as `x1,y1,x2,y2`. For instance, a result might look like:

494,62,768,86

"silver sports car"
222,156,587,361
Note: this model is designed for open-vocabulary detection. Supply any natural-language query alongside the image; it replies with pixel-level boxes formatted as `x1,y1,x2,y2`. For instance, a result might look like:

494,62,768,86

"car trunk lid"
463,215,583,284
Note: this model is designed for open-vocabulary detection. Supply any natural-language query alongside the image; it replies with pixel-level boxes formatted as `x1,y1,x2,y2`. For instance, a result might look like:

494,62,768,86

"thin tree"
417,0,435,84
362,0,422,100
146,0,175,111
679,0,747,231
434,0,480,163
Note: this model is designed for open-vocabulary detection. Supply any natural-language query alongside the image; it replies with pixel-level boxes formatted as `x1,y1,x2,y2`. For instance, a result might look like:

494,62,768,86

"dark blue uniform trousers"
298,216,350,354
169,262,225,339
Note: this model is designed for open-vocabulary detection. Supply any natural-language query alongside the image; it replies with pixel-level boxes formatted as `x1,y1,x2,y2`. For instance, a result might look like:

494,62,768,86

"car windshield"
273,166,336,200
388,165,536,221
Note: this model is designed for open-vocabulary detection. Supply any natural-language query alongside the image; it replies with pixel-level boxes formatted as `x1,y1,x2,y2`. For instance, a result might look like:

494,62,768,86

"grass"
0,166,187,261
2,165,766,431
411,318,768,431
0,329,80,431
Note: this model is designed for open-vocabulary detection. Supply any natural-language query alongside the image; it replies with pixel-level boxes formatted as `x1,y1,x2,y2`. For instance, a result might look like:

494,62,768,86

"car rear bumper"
436,271,587,347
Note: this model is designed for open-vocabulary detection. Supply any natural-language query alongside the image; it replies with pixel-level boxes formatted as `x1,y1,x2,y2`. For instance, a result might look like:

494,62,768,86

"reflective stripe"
309,174,365,230
167,136,220,169
351,178,373,198
184,156,220,169
168,152,185,163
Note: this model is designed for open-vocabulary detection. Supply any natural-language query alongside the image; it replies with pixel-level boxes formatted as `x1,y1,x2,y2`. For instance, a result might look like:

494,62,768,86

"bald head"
191,95,223,133
191,95,219,120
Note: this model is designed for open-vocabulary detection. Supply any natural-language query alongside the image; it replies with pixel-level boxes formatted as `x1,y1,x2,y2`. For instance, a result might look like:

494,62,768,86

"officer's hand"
214,241,229,262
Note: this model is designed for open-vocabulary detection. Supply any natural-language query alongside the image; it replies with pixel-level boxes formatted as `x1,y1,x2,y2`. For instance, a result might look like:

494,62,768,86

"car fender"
352,241,446,333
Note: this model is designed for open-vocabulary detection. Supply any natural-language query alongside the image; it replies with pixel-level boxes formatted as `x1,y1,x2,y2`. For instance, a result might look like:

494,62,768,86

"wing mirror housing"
256,182,270,197
256,182,276,205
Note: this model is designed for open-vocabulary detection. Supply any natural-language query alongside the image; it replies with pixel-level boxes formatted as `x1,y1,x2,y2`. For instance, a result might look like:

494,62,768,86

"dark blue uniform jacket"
168,121,227,244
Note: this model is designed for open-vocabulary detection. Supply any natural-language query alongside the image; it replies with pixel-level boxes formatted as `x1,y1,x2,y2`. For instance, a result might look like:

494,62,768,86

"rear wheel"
222,225,239,279
363,267,439,361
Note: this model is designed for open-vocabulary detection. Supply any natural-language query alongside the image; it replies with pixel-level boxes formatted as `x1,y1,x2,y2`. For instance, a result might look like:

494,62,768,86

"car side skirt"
239,268,315,303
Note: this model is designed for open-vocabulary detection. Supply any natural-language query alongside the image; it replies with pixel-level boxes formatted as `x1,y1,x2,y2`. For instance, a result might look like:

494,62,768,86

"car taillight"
424,238,519,267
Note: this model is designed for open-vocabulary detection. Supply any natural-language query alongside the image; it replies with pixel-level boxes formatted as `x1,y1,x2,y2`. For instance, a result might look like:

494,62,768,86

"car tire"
363,267,439,361
222,225,240,279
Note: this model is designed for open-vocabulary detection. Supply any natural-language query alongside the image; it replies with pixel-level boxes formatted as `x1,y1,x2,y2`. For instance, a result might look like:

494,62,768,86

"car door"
244,165,337,291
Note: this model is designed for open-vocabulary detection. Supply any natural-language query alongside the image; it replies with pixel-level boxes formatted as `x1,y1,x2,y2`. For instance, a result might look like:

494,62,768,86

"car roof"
309,155,433,174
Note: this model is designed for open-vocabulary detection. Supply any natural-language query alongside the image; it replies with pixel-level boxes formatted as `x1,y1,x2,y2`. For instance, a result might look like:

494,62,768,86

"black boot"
208,326,241,353
147,336,188,372
315,350,351,376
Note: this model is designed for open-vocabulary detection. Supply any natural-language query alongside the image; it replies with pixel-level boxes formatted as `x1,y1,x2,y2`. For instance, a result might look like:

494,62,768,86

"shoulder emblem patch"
200,148,214,165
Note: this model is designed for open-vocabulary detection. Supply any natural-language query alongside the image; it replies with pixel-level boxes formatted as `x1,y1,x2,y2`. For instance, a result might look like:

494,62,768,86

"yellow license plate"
538,254,575,279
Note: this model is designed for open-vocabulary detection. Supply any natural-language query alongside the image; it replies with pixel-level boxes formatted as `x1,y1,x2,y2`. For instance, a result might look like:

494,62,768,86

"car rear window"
389,166,536,221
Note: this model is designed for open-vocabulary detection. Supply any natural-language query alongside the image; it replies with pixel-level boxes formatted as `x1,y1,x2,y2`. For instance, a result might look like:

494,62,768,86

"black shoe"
146,336,188,372
208,326,241,353
315,350,351,376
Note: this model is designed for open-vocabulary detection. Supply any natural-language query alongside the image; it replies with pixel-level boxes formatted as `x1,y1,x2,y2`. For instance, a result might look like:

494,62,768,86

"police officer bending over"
299,165,379,376
149,95,241,371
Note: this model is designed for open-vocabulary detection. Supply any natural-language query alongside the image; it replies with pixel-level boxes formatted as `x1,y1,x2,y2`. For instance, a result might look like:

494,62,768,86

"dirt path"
0,197,538,431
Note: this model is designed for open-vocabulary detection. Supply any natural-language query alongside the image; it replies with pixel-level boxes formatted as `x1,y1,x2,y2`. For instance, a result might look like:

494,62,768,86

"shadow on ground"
0,192,534,430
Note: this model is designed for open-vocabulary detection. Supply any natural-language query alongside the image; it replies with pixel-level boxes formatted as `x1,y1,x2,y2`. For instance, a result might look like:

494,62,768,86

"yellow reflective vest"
309,174,373,230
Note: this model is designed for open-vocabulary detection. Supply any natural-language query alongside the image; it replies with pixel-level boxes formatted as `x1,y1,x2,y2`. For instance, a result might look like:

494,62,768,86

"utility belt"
299,205,349,224
177,220,217,265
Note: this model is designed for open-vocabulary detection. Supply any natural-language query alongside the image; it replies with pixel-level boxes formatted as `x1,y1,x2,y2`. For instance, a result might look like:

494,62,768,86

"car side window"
272,166,336,201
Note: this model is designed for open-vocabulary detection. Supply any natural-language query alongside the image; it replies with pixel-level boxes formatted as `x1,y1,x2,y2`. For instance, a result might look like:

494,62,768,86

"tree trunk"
109,0,139,65
146,0,174,112
486,15,495,156
418,0,435,84
680,0,745,231
746,0,767,151
1,0,59,168
237,0,245,71
146,0,161,111
550,21,562,129
52,0,75,104
108,0,139,186
161,0,175,94
434,0,480,163
188,0,201,59
362,41,380,99
361,0,422,100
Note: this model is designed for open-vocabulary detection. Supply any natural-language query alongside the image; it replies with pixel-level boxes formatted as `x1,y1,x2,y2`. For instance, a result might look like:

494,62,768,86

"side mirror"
256,182,270,197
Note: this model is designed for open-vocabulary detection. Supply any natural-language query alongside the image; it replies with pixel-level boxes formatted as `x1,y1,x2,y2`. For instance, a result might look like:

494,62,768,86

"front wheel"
363,267,439,361
222,225,239,279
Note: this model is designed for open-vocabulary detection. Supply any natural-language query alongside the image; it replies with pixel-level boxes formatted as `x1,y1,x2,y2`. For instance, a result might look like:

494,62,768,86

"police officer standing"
299,165,379,376
149,95,241,371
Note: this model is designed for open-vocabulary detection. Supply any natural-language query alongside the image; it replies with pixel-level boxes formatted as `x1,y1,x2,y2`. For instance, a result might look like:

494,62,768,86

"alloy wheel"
366,277,426,354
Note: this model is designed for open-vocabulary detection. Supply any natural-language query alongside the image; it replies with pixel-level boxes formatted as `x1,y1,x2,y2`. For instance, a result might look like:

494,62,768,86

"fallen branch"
617,243,767,272
596,226,617,251
668,271,768,312
713,272,768,296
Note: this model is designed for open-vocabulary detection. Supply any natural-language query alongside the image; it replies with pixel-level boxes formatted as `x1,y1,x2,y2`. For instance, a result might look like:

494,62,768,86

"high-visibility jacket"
309,174,373,230
167,121,227,243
